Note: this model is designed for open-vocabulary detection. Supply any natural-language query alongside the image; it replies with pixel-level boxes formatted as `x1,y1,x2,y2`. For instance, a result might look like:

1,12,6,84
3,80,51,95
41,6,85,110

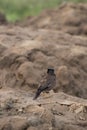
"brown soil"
18,3,87,36
0,3,87,130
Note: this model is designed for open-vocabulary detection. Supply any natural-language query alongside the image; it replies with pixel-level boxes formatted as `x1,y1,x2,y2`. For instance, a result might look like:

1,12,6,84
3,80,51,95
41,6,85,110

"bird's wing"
40,74,47,85
39,75,54,91
38,74,56,92
46,74,56,90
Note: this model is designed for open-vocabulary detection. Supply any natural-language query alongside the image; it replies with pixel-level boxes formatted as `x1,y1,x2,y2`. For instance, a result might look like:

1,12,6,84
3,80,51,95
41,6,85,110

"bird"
33,68,56,100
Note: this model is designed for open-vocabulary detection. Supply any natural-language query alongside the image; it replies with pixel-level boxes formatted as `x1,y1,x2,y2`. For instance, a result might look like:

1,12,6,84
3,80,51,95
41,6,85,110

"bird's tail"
33,89,41,100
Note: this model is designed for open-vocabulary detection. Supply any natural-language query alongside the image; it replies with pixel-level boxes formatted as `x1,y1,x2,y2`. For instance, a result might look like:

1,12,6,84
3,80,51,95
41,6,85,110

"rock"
2,123,13,130
26,105,53,127
57,65,71,87
4,98,14,110
27,115,44,127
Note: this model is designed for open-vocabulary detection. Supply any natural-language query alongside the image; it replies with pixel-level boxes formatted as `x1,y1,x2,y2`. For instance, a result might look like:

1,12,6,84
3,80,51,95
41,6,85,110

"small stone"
2,123,13,130
4,98,14,110
49,127,53,130
79,116,86,121
18,108,23,113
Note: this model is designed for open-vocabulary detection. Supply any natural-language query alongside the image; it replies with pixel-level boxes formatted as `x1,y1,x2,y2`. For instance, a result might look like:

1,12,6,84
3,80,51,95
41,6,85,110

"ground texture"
0,3,87,130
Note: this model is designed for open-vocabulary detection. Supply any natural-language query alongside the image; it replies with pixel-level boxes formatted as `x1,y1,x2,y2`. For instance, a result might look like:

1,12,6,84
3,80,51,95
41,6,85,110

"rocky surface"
0,3,87,130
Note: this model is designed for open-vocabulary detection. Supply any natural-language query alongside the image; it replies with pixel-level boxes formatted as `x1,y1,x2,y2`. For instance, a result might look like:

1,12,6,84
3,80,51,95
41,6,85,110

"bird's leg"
43,90,54,99
42,91,49,98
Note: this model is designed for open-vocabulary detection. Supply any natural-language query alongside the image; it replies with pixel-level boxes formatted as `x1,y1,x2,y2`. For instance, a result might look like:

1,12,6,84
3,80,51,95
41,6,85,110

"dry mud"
0,3,87,130
19,3,87,36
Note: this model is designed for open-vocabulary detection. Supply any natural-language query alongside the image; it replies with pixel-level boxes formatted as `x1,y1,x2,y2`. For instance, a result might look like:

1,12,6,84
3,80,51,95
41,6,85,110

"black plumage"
33,68,56,100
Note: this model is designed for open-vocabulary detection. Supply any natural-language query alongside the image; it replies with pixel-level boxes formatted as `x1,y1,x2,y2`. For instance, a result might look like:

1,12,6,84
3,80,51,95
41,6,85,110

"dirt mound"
0,4,87,129
0,27,87,99
1,87,87,130
19,3,87,36
1,88,87,130
0,26,86,129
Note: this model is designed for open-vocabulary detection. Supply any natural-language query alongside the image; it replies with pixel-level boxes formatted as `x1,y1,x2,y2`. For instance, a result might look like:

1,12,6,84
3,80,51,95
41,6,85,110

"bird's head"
47,68,55,75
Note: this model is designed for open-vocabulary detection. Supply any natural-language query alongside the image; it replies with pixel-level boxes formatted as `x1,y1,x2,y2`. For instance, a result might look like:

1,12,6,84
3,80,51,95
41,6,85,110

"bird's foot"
43,91,54,99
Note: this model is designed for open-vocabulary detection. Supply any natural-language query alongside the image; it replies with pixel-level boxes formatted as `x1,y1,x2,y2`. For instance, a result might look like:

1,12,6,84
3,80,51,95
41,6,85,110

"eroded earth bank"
0,3,87,130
